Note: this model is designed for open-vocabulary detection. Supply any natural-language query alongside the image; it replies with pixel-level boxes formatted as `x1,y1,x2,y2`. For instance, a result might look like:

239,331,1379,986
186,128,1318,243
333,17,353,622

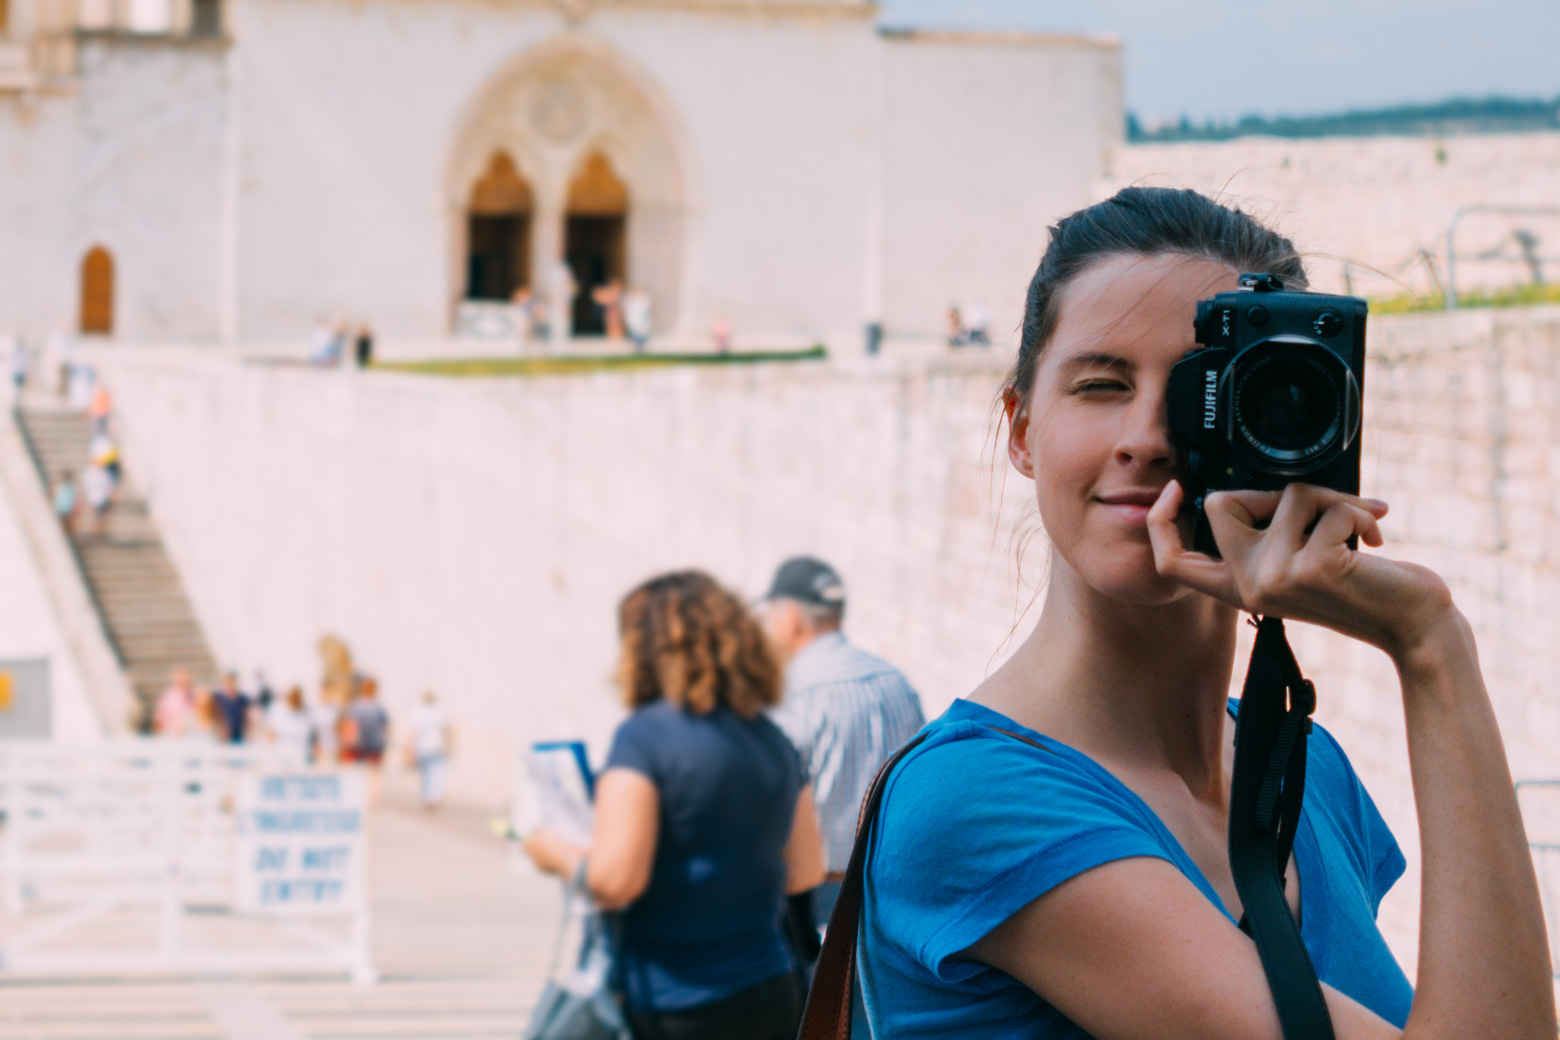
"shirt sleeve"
869,724,1172,983
605,710,662,786
1309,723,1406,912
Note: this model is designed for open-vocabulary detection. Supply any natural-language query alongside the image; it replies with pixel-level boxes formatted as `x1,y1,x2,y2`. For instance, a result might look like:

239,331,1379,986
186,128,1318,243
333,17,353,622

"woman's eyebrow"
1059,351,1134,372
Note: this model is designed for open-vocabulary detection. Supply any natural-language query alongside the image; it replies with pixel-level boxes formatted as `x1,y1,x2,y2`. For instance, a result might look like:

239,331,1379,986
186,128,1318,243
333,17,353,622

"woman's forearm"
1396,611,1554,1040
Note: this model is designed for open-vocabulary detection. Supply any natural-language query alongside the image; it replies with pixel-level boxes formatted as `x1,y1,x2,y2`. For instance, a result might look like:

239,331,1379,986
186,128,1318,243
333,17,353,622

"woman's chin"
1085,560,1194,607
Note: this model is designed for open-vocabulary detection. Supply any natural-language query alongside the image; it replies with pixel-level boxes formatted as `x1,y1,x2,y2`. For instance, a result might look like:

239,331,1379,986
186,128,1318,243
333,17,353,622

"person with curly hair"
524,569,826,1040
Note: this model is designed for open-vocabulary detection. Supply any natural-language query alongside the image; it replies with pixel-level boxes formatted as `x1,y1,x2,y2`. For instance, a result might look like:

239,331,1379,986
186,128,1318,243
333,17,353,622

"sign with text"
234,772,366,916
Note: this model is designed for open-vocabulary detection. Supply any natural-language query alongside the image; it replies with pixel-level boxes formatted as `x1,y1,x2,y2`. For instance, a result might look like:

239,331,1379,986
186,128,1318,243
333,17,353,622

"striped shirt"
769,632,926,874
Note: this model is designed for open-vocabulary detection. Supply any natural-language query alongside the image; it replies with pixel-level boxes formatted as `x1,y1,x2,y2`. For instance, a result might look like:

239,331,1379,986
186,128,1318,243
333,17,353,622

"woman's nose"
1114,393,1177,470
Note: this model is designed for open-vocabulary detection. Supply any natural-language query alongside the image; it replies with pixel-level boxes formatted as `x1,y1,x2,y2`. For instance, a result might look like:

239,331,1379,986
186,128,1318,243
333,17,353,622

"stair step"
14,408,224,727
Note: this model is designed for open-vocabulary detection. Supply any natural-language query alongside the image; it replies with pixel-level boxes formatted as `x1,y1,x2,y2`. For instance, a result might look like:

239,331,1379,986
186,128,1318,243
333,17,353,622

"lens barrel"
1228,339,1359,471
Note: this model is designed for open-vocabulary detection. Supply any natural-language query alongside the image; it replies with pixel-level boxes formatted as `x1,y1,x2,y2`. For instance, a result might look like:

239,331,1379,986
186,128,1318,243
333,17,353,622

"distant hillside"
1128,95,1560,142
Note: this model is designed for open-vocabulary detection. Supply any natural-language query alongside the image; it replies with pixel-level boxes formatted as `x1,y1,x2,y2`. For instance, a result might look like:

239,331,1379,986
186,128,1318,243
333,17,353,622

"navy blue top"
861,699,1413,1038
606,700,804,1011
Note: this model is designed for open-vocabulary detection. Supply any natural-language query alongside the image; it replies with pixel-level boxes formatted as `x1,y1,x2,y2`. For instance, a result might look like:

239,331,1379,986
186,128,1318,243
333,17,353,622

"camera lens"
1232,350,1346,466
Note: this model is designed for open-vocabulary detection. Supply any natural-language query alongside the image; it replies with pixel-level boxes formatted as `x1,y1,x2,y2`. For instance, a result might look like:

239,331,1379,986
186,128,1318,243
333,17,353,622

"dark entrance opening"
190,0,221,37
467,214,531,301
564,152,629,337
565,216,625,335
464,152,533,302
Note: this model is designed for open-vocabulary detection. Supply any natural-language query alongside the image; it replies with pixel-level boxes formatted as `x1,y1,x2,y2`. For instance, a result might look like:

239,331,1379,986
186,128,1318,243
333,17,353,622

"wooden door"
80,247,114,336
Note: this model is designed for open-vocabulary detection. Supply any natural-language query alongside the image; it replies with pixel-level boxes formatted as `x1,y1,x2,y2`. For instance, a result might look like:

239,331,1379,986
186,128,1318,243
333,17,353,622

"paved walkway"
0,802,562,1040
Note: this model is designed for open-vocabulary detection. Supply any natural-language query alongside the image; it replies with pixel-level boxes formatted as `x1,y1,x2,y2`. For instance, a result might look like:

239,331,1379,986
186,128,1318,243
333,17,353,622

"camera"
1167,273,1367,556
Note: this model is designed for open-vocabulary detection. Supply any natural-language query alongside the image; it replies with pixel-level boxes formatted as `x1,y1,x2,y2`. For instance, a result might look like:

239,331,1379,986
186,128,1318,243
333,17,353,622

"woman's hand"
521,827,585,880
1147,480,1457,662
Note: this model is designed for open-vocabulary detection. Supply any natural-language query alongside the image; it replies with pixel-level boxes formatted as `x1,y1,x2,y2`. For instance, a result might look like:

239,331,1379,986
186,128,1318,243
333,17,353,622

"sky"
880,0,1560,125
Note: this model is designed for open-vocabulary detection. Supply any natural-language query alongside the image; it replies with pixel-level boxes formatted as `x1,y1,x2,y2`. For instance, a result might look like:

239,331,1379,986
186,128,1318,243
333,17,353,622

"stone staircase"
14,407,219,721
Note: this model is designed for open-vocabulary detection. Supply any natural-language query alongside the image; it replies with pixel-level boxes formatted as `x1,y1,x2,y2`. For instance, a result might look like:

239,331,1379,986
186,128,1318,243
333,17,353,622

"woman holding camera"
858,188,1553,1039
524,570,825,1040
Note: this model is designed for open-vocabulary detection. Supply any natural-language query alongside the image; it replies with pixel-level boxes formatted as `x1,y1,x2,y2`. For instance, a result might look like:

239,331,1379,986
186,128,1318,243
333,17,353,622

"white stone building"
0,0,1121,349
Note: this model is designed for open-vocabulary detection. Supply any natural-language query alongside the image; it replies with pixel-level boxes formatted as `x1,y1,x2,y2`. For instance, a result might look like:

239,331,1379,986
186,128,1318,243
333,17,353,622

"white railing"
0,740,375,982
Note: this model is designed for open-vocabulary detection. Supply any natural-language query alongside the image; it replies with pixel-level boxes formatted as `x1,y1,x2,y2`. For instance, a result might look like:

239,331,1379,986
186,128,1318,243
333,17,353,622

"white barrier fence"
0,740,375,982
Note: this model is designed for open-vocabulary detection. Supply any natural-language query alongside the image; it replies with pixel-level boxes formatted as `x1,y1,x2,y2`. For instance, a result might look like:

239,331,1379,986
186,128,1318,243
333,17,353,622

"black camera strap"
1230,615,1335,1040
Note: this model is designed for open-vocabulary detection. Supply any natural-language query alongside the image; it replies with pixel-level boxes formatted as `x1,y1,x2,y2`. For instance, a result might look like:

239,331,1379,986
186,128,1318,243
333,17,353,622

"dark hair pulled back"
1002,187,1308,415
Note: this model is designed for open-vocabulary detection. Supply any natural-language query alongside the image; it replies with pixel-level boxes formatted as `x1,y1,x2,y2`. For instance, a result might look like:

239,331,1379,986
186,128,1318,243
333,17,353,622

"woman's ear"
1005,392,1035,479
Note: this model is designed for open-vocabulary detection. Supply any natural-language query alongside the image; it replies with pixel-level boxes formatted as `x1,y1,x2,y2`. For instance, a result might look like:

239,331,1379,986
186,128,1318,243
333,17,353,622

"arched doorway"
565,153,628,336
465,152,534,302
80,246,114,336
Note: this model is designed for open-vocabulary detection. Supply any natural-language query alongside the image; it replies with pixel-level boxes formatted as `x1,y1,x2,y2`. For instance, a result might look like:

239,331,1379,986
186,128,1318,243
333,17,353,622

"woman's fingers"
1202,489,1281,556
1305,500,1382,553
1146,481,1239,605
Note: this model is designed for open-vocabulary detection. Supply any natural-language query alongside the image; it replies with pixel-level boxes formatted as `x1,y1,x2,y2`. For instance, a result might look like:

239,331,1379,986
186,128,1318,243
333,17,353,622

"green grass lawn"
374,344,827,378
1371,282,1560,314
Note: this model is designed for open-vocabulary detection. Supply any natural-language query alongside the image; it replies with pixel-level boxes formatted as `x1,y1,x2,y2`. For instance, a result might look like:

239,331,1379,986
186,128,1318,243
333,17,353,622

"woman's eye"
1073,379,1129,394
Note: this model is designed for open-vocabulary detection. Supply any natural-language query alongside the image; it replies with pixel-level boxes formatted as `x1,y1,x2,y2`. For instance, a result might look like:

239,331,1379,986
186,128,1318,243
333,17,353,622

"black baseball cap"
764,556,846,608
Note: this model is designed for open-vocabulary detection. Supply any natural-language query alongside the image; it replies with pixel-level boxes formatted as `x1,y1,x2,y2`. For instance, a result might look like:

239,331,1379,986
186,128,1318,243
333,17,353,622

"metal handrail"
1445,206,1560,310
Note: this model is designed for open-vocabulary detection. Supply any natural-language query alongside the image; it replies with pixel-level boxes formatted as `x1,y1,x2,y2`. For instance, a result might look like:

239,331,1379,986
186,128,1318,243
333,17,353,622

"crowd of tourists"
151,666,452,810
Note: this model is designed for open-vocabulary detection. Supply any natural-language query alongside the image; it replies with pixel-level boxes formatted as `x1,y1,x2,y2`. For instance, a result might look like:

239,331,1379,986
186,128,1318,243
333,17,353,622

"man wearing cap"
763,556,925,928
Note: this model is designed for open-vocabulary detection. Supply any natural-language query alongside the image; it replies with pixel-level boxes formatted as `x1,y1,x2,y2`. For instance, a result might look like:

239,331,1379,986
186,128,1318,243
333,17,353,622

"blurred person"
87,383,112,434
189,687,222,743
67,362,93,410
511,286,534,351
253,669,275,712
964,298,991,345
354,323,374,368
852,188,1555,1040
80,462,113,538
212,671,251,744
592,278,625,340
946,304,966,347
342,676,389,765
266,686,314,762
10,337,29,394
89,429,121,487
762,556,925,934
154,669,197,736
308,317,341,365
309,693,341,765
712,312,731,354
523,570,824,1040
547,260,576,348
406,691,451,810
53,333,73,398
623,287,652,353
52,469,78,533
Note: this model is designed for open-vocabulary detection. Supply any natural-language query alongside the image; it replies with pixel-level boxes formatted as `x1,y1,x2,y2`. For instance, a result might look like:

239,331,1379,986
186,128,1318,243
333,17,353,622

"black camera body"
1167,274,1367,556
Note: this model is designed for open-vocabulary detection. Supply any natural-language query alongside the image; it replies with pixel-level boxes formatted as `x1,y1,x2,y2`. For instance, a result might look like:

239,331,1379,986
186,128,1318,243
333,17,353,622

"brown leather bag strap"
797,725,1055,1040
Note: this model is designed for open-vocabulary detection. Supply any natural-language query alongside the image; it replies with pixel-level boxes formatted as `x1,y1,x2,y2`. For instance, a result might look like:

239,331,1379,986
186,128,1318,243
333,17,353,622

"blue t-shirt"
606,700,804,1012
861,699,1413,1038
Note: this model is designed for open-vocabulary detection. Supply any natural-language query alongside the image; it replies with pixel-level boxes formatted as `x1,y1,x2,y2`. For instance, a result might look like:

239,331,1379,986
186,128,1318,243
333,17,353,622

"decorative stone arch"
465,151,536,302
80,245,115,336
447,36,692,337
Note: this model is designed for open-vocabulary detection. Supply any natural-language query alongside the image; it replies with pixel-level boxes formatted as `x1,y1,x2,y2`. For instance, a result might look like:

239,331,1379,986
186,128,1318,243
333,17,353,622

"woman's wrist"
1389,605,1474,687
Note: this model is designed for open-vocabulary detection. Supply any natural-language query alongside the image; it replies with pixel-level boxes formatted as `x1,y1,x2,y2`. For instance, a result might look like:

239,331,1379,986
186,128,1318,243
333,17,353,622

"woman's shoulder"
867,700,1176,979
876,700,1171,873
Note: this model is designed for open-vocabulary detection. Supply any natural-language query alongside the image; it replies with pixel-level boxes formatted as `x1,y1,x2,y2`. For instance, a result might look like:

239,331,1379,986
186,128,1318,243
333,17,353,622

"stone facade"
85,303,1560,972
0,0,1121,347
1111,132,1560,300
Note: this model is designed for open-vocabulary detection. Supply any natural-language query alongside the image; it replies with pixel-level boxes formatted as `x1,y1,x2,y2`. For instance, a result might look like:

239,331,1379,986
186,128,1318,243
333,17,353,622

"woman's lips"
1095,490,1164,527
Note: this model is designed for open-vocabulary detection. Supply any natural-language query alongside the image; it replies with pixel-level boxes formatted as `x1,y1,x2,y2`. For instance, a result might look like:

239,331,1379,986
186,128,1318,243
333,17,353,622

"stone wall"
1112,132,1560,300
90,304,1560,974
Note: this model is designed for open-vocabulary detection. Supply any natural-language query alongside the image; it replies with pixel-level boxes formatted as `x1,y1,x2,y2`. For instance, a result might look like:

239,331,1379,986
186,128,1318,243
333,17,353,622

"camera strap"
1229,615,1335,1040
